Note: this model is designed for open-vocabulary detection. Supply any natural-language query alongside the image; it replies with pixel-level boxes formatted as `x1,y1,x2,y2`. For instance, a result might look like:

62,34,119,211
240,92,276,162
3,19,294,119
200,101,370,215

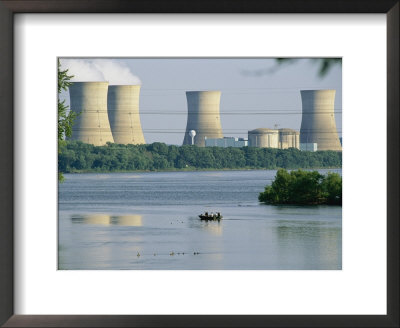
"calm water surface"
58,169,342,270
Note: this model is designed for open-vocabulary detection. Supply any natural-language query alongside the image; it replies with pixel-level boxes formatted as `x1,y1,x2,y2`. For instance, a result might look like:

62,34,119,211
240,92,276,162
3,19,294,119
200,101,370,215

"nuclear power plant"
182,91,224,147
69,82,114,146
107,85,146,144
300,90,342,151
66,80,341,152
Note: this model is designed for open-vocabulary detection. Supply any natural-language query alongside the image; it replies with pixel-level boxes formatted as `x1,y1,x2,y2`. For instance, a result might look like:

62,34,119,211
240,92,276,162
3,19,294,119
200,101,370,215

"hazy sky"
60,58,342,145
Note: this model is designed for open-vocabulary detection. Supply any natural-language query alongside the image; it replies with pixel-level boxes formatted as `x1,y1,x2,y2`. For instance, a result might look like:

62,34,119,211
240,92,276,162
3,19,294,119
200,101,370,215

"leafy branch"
58,59,77,181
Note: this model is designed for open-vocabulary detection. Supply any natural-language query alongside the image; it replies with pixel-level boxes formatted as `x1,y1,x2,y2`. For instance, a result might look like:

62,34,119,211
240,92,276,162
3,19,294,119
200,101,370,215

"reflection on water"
203,222,223,236
71,214,110,225
72,214,143,227
275,218,341,269
111,215,142,226
202,172,223,177
188,218,223,236
59,169,342,270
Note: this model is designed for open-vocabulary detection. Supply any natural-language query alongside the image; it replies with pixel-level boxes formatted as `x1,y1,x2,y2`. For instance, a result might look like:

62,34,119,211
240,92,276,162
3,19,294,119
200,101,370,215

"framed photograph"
57,56,343,271
0,1,398,327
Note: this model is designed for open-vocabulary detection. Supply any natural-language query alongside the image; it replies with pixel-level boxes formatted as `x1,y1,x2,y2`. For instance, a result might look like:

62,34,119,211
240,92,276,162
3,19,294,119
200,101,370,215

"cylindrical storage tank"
69,82,114,146
279,128,300,149
300,90,342,151
182,91,223,147
248,128,279,148
107,85,146,144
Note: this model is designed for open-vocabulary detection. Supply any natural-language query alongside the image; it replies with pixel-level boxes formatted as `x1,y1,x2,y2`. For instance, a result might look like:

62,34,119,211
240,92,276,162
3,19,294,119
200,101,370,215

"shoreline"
61,166,342,174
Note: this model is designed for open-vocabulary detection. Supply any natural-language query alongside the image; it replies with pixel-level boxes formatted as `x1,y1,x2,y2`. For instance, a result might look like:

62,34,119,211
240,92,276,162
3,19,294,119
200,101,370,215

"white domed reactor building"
107,85,146,144
248,128,279,148
182,91,224,147
300,90,342,151
69,82,114,146
278,128,300,149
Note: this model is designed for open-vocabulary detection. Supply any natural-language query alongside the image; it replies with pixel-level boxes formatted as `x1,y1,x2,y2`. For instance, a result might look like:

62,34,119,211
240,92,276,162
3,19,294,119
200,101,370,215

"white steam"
59,59,141,85
92,60,141,85
60,59,104,82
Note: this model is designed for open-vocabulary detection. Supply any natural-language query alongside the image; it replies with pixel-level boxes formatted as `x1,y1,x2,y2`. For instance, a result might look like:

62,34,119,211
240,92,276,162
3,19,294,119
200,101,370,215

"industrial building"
278,128,300,149
248,128,301,149
182,91,224,147
69,81,114,146
248,128,279,148
300,143,318,152
300,90,342,151
107,85,146,144
205,137,248,148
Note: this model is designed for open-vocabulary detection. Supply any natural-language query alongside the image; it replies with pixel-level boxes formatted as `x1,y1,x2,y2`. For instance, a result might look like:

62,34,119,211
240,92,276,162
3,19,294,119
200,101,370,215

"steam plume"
59,59,141,85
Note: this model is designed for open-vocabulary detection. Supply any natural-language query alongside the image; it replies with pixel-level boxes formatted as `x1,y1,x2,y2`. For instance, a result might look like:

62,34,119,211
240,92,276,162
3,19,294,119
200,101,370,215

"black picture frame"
0,1,398,327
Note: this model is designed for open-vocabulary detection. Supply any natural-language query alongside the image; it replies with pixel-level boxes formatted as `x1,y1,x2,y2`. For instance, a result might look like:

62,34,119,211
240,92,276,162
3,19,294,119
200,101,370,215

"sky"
59,58,342,145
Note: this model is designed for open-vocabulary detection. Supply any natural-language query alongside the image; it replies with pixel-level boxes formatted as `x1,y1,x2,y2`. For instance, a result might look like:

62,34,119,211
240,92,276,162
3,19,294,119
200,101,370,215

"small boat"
199,212,223,220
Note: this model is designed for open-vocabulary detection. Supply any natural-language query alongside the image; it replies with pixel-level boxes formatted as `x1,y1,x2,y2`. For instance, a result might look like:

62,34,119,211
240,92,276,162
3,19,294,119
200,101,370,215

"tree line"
59,141,342,173
259,169,342,205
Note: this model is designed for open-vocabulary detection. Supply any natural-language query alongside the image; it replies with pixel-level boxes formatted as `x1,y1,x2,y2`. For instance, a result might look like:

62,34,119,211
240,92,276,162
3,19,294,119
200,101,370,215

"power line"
140,87,339,91
71,110,342,115
71,128,342,134
66,86,341,91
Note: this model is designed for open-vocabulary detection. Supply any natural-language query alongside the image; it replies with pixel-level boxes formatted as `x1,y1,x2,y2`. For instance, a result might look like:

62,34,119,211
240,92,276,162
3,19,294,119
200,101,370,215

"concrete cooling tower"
300,90,342,151
182,91,223,147
107,85,145,144
69,82,114,146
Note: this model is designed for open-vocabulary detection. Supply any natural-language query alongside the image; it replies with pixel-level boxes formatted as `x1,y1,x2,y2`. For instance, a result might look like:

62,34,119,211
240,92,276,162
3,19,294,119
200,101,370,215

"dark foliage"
59,141,342,173
259,169,342,205
58,59,77,182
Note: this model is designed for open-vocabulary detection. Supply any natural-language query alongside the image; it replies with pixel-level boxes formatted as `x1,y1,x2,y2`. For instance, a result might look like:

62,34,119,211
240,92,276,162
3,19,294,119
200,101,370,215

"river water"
58,169,341,270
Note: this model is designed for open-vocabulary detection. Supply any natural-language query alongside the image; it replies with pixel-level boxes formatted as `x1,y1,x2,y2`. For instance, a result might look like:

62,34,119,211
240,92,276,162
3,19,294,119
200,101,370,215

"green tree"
260,168,292,203
58,59,77,181
259,169,341,205
289,170,324,204
322,172,342,205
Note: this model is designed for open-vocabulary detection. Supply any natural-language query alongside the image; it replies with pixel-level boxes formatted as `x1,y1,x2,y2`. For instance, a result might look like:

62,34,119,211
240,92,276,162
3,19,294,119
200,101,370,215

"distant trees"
259,169,342,205
59,141,342,173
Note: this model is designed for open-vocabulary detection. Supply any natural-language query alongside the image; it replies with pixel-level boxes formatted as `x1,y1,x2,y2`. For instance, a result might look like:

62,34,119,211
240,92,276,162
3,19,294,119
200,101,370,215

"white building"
205,137,248,148
300,143,318,152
